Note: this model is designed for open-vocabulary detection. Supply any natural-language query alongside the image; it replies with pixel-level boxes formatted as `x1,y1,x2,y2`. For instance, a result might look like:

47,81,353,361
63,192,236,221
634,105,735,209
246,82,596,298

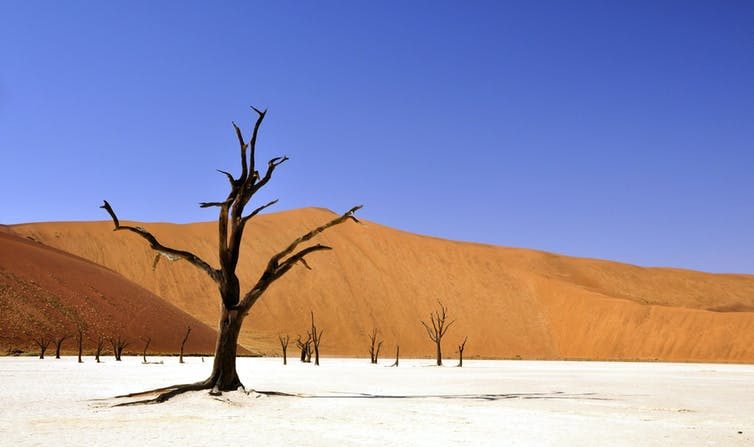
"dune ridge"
9,208,754,362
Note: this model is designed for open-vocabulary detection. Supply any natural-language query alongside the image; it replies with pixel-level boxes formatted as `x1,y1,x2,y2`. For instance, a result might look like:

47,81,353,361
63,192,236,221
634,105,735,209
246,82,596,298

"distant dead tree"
95,337,105,363
296,334,312,363
390,344,400,367
54,334,70,359
367,327,383,364
278,334,290,365
77,329,84,363
33,335,52,359
310,311,323,366
457,336,468,367
179,326,192,364
420,301,455,366
110,336,128,361
100,106,360,402
141,337,151,363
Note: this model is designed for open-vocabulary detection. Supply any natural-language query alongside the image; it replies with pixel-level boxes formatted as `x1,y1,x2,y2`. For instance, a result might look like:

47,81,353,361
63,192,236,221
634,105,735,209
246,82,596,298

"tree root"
113,381,213,406
111,376,245,406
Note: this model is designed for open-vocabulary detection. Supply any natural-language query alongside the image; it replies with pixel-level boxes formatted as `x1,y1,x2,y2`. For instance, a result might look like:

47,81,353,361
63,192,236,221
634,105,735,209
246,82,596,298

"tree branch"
247,106,267,181
100,200,219,282
232,122,248,183
216,169,236,187
199,199,233,208
267,205,361,268
421,320,439,342
240,199,278,225
249,156,289,197
237,206,361,311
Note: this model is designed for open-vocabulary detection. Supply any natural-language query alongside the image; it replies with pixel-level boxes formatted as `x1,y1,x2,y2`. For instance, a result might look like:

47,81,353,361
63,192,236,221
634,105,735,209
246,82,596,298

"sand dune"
9,208,754,361
0,227,219,355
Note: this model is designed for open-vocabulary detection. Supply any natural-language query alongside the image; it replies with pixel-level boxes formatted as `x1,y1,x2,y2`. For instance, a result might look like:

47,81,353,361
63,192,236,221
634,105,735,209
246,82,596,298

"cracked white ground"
1,357,751,446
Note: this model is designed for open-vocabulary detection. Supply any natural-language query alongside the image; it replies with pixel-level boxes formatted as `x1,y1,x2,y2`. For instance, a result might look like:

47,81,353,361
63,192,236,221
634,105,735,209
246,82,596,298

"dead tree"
110,336,128,361
457,336,468,367
420,301,455,366
101,106,360,403
179,326,191,364
296,334,312,363
33,335,52,359
141,337,151,363
367,327,383,364
95,337,105,363
278,334,290,365
77,329,84,363
310,311,323,366
54,334,69,359
390,344,400,367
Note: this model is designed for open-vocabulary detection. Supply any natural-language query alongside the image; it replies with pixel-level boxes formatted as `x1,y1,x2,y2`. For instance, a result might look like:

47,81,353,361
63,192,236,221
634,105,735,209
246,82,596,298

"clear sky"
1,1,752,273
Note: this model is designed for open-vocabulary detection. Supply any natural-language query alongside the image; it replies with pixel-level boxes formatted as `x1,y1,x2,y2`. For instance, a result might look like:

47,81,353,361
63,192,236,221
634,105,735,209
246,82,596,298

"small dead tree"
457,336,468,367
367,327,383,364
33,335,52,359
310,311,323,366
390,344,400,367
95,337,105,363
278,334,290,365
100,106,361,402
77,329,84,363
110,336,128,361
296,334,312,363
141,337,151,363
179,326,191,364
54,334,69,359
420,301,455,366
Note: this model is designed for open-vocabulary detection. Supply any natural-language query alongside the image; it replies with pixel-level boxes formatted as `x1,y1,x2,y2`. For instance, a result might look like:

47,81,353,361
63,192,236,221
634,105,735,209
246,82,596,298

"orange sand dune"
0,227,220,355
10,208,754,362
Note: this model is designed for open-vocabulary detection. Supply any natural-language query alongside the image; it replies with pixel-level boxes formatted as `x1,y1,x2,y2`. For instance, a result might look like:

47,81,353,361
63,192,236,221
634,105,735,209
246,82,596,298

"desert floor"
1,357,751,446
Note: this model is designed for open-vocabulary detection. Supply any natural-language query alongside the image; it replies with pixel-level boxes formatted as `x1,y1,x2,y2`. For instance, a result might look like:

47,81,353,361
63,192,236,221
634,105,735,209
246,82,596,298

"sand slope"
0,227,219,355
10,208,754,361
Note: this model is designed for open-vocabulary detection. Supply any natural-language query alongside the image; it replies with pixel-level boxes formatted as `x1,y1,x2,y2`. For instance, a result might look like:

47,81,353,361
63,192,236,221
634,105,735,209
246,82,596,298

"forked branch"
238,205,361,311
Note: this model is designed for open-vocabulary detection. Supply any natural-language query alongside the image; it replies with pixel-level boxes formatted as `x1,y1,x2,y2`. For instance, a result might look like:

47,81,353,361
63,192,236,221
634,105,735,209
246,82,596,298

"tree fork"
279,334,290,365
54,334,69,359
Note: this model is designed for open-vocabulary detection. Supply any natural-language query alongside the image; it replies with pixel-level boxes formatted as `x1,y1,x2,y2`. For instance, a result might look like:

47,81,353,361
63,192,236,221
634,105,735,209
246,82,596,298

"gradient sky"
1,1,752,273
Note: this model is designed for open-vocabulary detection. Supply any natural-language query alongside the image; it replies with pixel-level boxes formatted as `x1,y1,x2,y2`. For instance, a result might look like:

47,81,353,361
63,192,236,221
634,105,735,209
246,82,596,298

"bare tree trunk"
390,345,400,367
421,301,454,367
34,336,51,359
111,336,128,361
457,337,467,367
368,327,383,364
77,329,84,363
95,337,105,363
54,335,69,359
206,308,245,394
296,334,310,363
278,334,289,365
179,326,191,364
310,311,323,366
142,337,151,363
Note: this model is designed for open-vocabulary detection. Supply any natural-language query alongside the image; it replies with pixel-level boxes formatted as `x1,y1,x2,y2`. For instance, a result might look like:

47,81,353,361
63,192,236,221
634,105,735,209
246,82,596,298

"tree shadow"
252,390,612,401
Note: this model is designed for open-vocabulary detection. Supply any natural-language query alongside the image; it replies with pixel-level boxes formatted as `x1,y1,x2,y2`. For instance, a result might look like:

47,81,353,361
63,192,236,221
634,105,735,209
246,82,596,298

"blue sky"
1,1,752,273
